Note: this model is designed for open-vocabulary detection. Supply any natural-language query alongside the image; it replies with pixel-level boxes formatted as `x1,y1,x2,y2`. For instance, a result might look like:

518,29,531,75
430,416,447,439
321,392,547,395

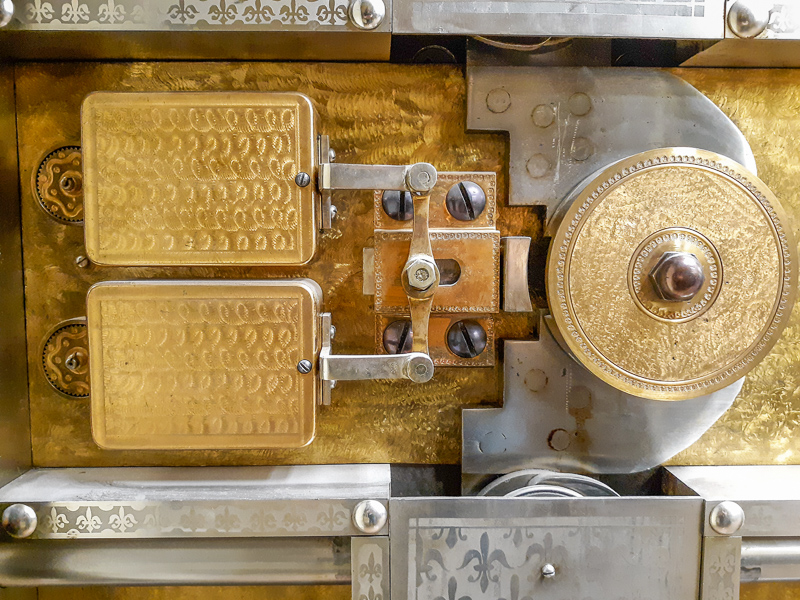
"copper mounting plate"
82,91,317,266
547,148,798,401
88,279,321,449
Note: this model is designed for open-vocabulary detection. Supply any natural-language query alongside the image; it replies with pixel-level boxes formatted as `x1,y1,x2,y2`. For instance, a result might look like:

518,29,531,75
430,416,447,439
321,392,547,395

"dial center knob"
649,251,706,302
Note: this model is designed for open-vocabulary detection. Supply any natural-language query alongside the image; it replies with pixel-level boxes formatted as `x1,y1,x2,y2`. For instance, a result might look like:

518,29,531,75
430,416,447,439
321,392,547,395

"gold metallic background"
14,63,800,600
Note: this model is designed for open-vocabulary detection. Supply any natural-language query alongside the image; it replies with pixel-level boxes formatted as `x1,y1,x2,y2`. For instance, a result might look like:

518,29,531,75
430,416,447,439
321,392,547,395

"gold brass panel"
373,172,497,230
548,148,797,401
375,315,495,367
82,91,317,266
87,279,321,450
374,230,501,314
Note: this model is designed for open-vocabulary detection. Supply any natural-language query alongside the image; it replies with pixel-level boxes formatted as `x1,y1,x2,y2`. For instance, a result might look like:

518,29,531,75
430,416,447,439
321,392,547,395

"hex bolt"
446,182,486,221
295,172,311,187
446,320,487,359
406,258,436,291
383,320,413,354
382,190,414,221
2,504,37,539
542,564,556,579
352,500,387,534
297,359,313,374
75,255,90,268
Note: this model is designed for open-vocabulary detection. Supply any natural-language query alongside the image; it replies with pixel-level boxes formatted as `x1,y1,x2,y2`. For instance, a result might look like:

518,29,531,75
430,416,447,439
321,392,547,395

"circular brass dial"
547,148,797,401
41,319,90,398
33,146,84,224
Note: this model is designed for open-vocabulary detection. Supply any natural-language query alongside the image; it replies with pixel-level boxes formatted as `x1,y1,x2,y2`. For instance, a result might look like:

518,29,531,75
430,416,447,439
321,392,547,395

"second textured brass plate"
82,91,316,266
548,148,798,401
87,279,321,450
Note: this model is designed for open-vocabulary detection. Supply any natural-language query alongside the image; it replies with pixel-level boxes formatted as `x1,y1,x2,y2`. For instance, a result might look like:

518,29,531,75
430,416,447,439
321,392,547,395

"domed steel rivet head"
446,320,487,359
382,190,415,222
649,251,705,302
348,0,385,30
2,504,37,539
0,0,13,28
570,137,594,162
297,359,312,374
531,104,555,128
446,182,486,221
526,154,550,179
710,501,745,535
728,0,771,38
542,563,556,579
383,320,413,354
352,500,387,534
568,92,592,116
486,88,511,114
295,172,311,187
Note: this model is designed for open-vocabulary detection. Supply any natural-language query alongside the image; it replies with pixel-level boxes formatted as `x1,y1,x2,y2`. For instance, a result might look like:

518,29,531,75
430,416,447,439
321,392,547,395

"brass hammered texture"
41,318,90,398
82,91,316,266
34,145,84,224
18,62,535,467
87,280,319,449
669,69,800,465
550,150,796,401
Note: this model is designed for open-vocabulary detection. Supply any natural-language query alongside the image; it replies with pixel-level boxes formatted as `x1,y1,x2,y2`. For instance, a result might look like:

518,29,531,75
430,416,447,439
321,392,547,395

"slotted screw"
382,190,414,221
295,172,311,187
446,320,487,358
445,182,486,221
383,320,413,354
297,359,313,374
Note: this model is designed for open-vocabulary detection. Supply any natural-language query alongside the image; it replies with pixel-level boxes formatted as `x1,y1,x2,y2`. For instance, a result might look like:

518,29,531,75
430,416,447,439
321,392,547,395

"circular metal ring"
40,317,90,398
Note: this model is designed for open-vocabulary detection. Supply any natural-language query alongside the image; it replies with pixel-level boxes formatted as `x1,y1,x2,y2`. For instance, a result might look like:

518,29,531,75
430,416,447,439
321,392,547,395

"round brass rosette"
33,146,84,224
41,318,90,398
547,148,798,401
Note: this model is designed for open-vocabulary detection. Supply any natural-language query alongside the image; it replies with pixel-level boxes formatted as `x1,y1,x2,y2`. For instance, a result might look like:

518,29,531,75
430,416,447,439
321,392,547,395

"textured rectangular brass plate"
87,280,321,450
82,91,317,266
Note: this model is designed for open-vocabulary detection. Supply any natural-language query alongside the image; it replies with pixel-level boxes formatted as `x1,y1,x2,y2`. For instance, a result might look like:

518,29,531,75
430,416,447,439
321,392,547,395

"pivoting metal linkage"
316,140,439,403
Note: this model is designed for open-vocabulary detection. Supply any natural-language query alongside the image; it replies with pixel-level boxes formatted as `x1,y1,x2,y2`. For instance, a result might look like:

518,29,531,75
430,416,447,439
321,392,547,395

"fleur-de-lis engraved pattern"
167,0,197,21
42,507,68,533
76,507,102,532
315,0,346,24
279,0,308,23
25,0,54,22
359,550,382,583
108,506,138,532
242,0,273,22
355,540,389,600
61,0,89,22
97,0,125,22
207,0,236,22
411,519,692,600
316,504,348,528
214,507,241,532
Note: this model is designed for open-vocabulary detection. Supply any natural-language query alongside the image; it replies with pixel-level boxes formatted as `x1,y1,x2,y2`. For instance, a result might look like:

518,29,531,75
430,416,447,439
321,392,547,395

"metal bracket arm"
320,350,434,383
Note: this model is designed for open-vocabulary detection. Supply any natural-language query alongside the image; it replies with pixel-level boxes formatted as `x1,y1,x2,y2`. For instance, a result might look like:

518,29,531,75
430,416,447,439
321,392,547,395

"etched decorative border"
550,149,797,398
25,500,366,539
18,0,350,29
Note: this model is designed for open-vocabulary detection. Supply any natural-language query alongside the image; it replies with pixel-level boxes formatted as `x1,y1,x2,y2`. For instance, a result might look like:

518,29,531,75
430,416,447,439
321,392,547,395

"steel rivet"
548,428,571,451
445,181,486,221
526,154,551,179
446,320,487,359
2,504,37,539
728,0,771,38
486,88,511,114
297,359,313,374
352,499,387,534
348,0,385,30
295,172,311,187
570,137,594,162
710,501,745,535
568,92,592,116
531,104,555,128
0,0,13,28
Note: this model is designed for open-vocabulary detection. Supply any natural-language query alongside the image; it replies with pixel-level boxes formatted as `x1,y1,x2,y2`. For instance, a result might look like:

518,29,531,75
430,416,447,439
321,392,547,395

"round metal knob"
710,501,745,536
0,0,13,28
352,500,387,534
649,252,705,302
348,0,385,30
728,0,771,38
2,504,37,539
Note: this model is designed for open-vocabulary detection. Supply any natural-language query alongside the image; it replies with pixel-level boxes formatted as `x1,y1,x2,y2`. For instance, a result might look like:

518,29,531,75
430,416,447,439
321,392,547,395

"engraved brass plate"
374,230,501,314
548,148,798,401
87,279,322,449
82,92,317,266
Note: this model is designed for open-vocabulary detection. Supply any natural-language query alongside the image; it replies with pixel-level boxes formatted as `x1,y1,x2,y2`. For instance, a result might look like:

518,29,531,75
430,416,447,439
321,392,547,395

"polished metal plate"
82,91,317,266
88,280,321,450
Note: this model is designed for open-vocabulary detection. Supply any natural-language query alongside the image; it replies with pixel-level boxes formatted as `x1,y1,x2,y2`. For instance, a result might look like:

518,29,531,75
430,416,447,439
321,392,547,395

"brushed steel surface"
0,538,351,586
87,279,321,450
466,67,757,213
390,497,703,600
547,148,797,401
742,539,800,582
82,91,317,266
394,0,724,38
